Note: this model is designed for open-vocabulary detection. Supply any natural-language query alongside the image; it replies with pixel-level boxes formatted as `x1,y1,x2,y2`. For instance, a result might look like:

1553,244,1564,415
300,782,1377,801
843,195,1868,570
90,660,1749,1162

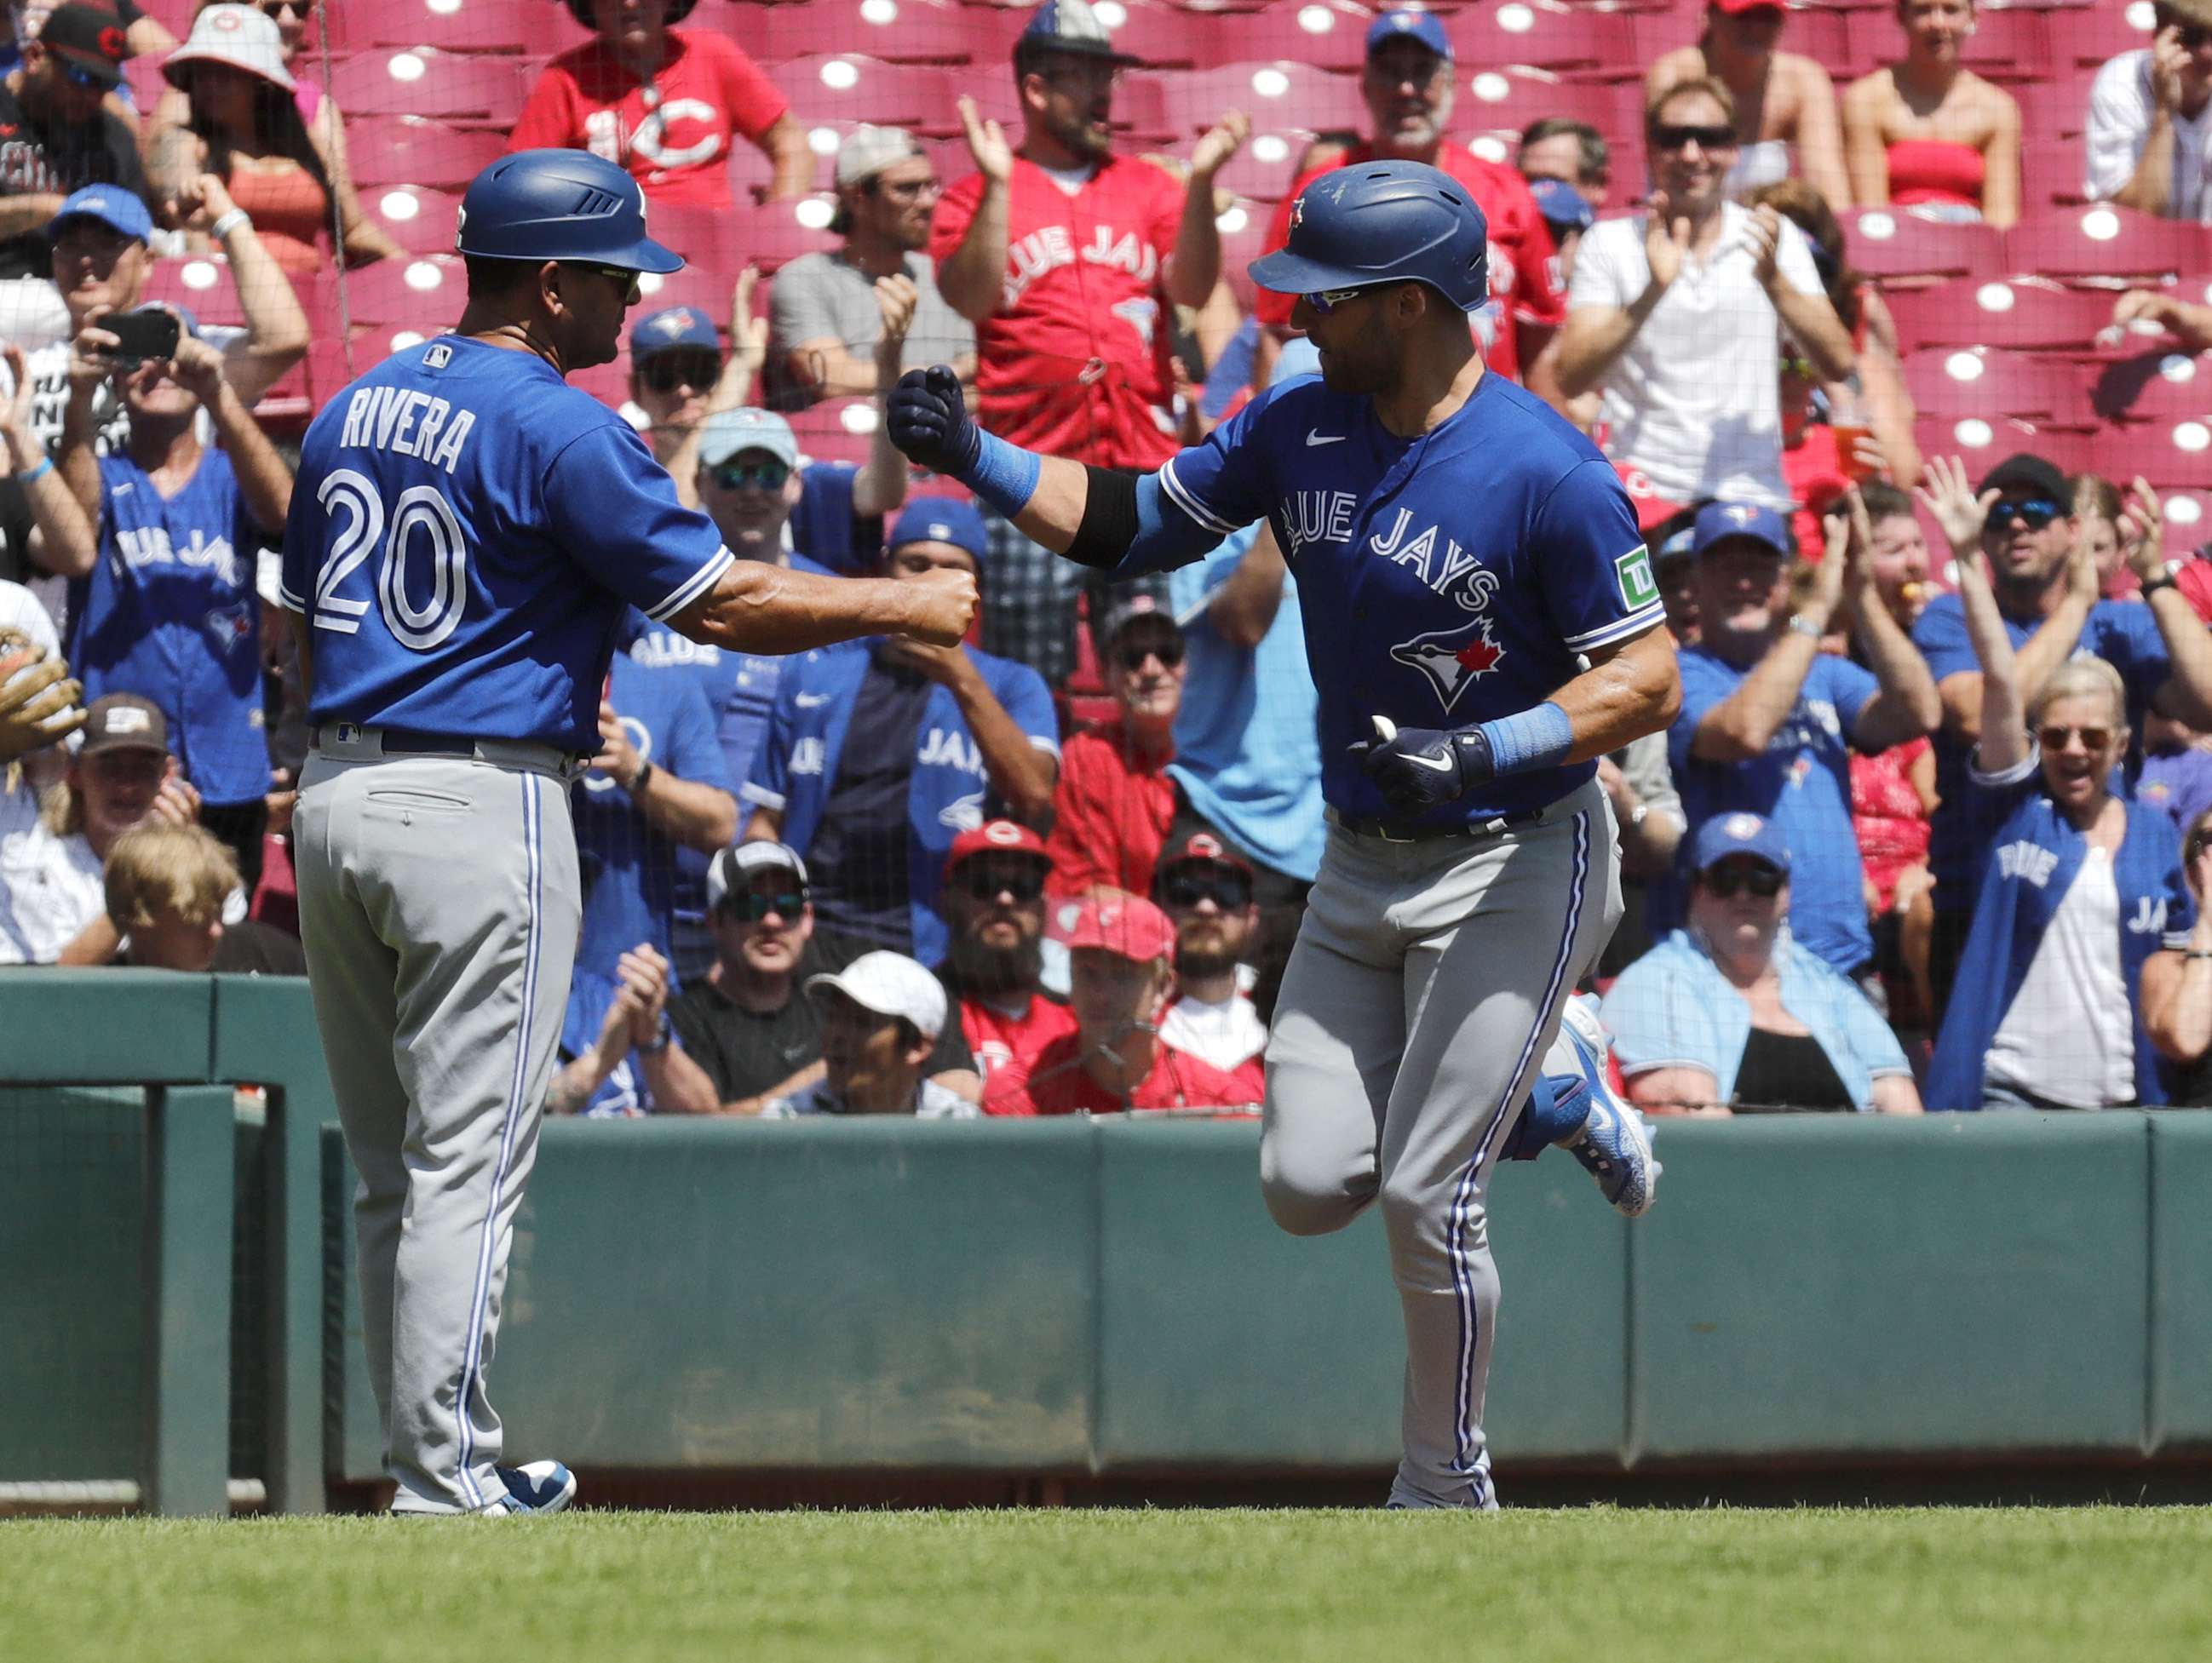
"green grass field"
9,1507,2212,1661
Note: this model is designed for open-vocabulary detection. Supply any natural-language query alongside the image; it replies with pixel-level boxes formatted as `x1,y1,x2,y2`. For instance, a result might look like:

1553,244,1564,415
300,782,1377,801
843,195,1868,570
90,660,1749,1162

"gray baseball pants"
1261,777,1620,1510
294,729,582,1514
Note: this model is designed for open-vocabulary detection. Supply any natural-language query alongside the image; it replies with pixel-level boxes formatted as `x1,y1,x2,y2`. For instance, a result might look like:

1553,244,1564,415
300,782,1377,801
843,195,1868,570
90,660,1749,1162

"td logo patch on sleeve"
1615,546,1658,610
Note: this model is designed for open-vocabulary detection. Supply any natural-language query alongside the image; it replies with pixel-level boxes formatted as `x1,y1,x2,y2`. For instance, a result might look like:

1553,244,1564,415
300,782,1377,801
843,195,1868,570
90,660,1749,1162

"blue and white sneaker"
1555,999,1659,1219
491,1459,577,1515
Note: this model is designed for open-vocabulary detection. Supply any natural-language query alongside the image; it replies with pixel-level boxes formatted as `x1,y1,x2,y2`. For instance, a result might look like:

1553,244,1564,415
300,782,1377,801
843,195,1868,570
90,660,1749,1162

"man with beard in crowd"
935,817,1076,1099
1153,829,1267,1078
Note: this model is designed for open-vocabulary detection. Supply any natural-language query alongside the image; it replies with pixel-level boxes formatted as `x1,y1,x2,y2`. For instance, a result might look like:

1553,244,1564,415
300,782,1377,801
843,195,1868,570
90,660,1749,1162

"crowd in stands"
20,0,2212,1118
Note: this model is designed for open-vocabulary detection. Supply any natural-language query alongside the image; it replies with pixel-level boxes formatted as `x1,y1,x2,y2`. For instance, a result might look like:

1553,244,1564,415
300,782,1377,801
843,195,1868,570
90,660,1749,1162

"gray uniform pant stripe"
1259,778,1621,1510
295,752,581,1513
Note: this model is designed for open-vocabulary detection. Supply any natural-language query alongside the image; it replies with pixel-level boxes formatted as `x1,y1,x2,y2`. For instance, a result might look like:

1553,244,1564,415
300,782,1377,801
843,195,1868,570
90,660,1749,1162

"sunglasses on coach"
724,890,807,923
1985,496,2064,534
1160,873,1253,911
1701,866,1784,899
711,458,792,491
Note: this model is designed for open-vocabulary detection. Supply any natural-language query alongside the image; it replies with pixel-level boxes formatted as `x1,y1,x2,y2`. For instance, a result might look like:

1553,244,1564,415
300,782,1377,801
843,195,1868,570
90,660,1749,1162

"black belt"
314,724,479,757
1339,806,1548,844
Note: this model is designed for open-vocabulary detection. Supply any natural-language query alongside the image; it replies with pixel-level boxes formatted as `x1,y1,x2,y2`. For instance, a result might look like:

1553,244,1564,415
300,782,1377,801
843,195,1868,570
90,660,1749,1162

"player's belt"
312,724,589,779
1335,806,1549,844
371,727,479,757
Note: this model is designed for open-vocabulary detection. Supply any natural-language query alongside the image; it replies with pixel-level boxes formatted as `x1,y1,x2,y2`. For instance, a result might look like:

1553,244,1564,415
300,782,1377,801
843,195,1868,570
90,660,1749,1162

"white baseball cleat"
1555,998,1660,1219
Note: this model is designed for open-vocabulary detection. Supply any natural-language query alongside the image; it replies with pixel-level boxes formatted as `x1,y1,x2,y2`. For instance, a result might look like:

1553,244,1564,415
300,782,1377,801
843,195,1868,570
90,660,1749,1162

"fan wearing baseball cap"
1152,831,1267,1080
1043,594,1183,897
763,949,980,1117
938,819,1077,1100
0,3,154,349
985,893,1260,1115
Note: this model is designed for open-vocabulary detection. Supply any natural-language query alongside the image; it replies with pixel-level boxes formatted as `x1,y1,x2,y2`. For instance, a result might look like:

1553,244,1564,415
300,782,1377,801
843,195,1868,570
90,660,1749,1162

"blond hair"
1647,76,1738,135
2028,656,2127,731
104,823,238,932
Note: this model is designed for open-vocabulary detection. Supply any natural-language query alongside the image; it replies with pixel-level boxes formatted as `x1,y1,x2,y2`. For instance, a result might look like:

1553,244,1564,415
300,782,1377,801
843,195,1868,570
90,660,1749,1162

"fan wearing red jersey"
937,819,1079,1103
986,893,1262,1115
1045,594,1181,897
511,0,809,208
930,0,1247,688
1251,11,1565,401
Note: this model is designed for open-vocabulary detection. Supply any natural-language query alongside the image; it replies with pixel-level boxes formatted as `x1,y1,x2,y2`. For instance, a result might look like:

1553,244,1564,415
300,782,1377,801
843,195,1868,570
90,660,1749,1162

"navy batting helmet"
455,150,683,274
1248,161,1488,312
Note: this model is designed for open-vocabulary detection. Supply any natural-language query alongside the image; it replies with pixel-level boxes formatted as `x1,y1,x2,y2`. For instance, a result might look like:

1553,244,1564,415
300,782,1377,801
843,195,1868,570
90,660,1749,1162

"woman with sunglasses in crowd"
146,3,399,275
1601,810,1921,1114
1924,522,2198,1110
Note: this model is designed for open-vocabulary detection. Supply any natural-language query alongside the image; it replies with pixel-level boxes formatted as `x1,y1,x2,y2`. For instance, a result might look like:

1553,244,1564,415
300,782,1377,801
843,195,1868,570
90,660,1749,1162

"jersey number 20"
315,469,469,651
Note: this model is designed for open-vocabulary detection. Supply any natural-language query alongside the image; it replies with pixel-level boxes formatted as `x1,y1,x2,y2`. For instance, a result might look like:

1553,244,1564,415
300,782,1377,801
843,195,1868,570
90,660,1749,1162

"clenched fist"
897,564,980,649
886,364,977,475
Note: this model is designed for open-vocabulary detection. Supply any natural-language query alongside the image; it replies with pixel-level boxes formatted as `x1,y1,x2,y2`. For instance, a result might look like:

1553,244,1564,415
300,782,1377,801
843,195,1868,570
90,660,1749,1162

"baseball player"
888,161,1675,1509
283,151,976,1517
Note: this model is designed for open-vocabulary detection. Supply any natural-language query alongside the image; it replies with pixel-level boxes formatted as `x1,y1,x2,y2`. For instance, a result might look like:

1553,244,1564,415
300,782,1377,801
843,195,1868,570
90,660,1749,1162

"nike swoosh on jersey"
1305,430,1347,446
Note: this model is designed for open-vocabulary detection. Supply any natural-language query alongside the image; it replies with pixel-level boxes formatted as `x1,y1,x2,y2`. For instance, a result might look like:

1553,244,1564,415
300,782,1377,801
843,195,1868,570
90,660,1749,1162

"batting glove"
1347,715,1495,814
885,365,979,476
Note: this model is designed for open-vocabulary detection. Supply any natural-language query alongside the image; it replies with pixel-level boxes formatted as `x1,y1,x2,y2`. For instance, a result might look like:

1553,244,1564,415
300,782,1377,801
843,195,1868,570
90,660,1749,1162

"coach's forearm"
671,562,956,654
1553,624,1680,763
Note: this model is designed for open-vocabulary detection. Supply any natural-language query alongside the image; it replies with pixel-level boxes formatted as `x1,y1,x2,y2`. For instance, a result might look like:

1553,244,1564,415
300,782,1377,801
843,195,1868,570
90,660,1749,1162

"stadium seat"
330,254,468,329
769,54,958,130
1900,346,2073,422
1196,123,1329,201
361,184,463,255
707,0,985,65
1884,275,2117,354
2010,76,2100,144
1084,0,1206,68
1214,197,1270,307
2155,487,2212,549
2092,421,2212,490
1843,6,2048,81
1164,64,1367,141
2007,204,2210,287
141,255,250,330
1845,209,2002,285
1456,66,1640,159
344,117,506,191
2091,349,2212,422
2019,138,2088,209
1218,3,1371,72
1454,0,1634,72
355,0,541,52
2045,5,2147,72
327,48,531,124
788,395,881,466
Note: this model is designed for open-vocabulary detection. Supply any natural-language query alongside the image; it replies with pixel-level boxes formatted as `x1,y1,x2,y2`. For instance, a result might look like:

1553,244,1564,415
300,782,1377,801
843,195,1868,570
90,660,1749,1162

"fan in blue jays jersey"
282,151,977,1519
887,159,1680,1511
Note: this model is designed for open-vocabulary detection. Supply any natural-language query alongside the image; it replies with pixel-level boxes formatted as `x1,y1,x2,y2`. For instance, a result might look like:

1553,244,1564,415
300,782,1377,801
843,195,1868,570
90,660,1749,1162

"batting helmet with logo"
455,150,683,273
1248,161,1489,313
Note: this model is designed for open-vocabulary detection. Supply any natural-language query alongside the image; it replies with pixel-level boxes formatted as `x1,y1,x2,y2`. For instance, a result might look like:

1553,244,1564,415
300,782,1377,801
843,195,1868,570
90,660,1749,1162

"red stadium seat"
1456,65,1640,153
787,395,881,466
2154,487,2212,550
327,48,530,124
354,0,541,52
1901,347,2074,422
1843,6,2048,82
2091,349,2212,422
1163,64,1367,140
708,0,985,65
344,117,506,191
361,184,463,255
1917,413,2090,477
2092,420,2212,489
2010,75,2100,144
1884,275,2118,354
1214,196,1270,307
769,54,958,130
1453,0,1634,72
1218,3,1370,72
1083,1,1206,68
2046,6,2148,72
2019,138,2088,209
1192,123,1330,200
1845,209,2002,285
141,255,250,330
330,254,468,328
2007,205,2210,286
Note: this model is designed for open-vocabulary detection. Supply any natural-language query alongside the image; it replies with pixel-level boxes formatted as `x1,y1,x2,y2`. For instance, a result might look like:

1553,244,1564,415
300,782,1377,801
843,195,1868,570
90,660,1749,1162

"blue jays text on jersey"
281,336,734,752
1143,371,1664,823
71,445,269,806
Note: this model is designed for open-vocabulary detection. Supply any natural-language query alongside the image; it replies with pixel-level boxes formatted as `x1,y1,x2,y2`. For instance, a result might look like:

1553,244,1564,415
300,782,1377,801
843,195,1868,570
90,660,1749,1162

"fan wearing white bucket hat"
145,2,400,274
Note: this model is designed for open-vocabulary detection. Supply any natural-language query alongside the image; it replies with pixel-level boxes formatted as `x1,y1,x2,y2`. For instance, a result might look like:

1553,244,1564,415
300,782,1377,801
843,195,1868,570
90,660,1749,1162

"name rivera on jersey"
336,383,479,473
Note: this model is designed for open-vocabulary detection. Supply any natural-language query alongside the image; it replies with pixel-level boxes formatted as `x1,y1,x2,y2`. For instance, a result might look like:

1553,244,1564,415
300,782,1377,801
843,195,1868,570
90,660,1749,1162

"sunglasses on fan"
1985,496,2064,534
1701,865,1784,899
724,889,806,923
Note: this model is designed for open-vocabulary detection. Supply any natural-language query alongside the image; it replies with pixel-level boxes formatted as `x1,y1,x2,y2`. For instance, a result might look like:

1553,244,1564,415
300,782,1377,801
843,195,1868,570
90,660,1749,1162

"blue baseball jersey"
1148,372,1663,823
281,337,733,752
573,651,733,983
71,446,269,806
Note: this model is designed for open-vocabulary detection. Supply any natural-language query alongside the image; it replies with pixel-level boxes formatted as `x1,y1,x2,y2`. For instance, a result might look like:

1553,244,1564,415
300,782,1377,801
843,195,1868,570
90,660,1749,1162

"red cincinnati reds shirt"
964,990,1080,1109
987,1029,1261,1115
1254,140,1564,384
509,29,788,209
1043,719,1177,898
930,154,1186,468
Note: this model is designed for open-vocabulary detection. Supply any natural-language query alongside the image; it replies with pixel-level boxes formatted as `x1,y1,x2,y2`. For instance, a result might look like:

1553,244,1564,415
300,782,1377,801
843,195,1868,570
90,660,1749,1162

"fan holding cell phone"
49,298,296,891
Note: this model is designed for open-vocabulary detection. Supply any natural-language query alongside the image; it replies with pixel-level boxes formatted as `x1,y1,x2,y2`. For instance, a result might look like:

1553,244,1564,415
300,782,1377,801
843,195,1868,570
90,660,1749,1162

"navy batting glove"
1347,716,1495,814
885,365,979,477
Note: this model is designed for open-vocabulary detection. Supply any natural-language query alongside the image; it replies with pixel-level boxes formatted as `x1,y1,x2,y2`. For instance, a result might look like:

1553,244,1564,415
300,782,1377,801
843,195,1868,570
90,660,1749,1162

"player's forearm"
673,562,945,655
937,187,1010,324
1555,624,1681,762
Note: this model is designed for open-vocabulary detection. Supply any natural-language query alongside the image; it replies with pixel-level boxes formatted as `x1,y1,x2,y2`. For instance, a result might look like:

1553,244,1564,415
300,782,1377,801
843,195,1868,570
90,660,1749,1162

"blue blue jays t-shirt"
282,336,733,752
1911,594,2172,913
1149,371,1664,824
1665,645,1881,977
72,446,269,806
572,651,732,983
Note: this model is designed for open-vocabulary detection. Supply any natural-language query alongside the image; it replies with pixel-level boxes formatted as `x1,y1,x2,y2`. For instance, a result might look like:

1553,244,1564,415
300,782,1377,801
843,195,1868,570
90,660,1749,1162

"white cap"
163,3,296,94
836,123,923,188
806,951,947,1041
705,841,808,913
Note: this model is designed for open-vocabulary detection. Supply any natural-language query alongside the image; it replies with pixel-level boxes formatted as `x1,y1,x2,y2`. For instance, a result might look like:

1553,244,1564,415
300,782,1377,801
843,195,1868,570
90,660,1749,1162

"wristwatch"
638,1012,673,1055
628,760,654,794
2141,570,2179,598
1787,613,1824,640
